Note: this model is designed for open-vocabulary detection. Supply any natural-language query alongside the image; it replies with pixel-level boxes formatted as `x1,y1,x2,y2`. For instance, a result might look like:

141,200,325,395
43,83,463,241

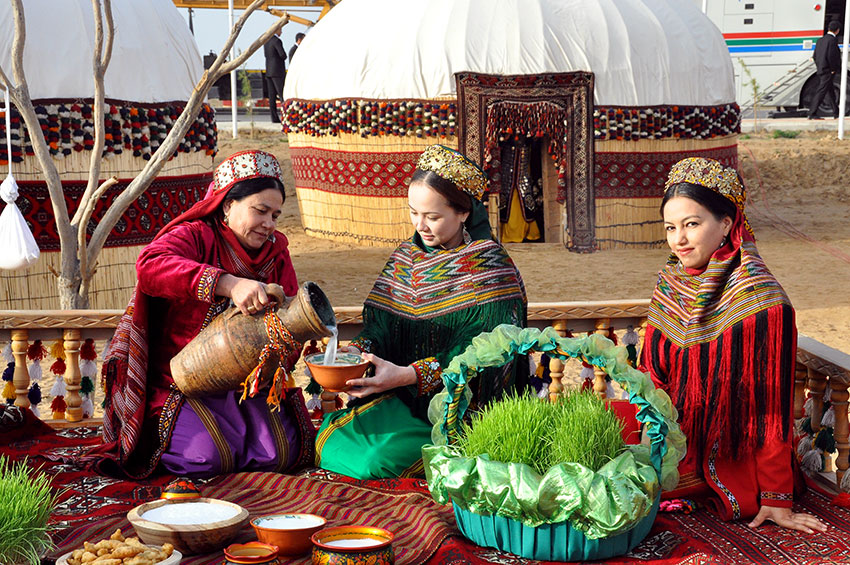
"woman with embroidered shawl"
642,157,826,533
90,150,315,479
315,145,529,479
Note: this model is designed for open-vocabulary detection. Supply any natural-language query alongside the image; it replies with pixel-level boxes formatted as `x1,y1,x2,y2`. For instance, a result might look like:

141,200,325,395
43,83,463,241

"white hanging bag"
0,172,40,270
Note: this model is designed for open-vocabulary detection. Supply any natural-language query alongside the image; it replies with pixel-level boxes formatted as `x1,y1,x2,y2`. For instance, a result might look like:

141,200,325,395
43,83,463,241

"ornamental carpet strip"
3,420,850,565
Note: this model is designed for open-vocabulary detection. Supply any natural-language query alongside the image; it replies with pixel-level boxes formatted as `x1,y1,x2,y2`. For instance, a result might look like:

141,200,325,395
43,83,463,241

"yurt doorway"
456,71,596,251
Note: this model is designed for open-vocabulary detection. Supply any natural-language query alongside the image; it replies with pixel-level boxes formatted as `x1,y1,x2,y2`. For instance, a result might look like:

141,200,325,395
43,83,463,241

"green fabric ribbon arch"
422,325,687,540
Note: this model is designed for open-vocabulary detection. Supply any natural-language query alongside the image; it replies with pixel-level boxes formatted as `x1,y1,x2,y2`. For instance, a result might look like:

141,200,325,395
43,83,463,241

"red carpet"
3,422,850,565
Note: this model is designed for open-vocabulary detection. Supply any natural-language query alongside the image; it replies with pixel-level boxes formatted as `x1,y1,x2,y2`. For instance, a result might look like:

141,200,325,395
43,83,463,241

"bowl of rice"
127,498,249,555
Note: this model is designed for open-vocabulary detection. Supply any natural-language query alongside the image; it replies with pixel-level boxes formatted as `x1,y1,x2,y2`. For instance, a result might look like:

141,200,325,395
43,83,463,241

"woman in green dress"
315,145,529,479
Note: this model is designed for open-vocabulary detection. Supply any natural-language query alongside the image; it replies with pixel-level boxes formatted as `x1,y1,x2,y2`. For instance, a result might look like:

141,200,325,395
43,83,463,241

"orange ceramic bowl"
223,541,280,564
304,352,369,393
311,525,394,565
251,513,327,557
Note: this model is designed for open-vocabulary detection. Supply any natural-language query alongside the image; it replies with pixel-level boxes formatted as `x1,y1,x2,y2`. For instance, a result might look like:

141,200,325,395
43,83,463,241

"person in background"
641,157,827,533
807,19,842,120
289,32,305,63
314,145,529,480
264,29,287,124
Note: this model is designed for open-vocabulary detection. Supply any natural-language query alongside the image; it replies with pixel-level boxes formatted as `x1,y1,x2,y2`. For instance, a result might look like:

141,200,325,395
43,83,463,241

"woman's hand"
345,353,416,398
748,505,828,533
218,274,271,315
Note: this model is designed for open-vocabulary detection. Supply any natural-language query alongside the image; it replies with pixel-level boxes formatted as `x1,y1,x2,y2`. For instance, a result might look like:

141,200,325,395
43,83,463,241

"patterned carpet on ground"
3,418,850,565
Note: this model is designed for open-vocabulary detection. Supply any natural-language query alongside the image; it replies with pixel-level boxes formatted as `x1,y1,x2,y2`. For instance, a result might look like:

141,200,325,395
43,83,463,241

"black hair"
226,176,286,204
409,169,472,214
295,32,306,41
660,182,738,222
828,20,841,32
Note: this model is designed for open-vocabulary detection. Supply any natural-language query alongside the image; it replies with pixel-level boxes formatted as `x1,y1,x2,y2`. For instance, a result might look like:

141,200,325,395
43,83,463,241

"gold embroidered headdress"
416,145,488,202
665,157,753,236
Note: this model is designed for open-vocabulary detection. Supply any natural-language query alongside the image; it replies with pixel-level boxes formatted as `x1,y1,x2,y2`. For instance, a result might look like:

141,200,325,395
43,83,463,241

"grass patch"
0,456,57,565
771,129,800,139
457,390,626,474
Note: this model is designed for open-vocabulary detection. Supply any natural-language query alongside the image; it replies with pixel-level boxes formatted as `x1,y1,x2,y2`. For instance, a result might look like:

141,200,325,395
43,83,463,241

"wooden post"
807,367,827,433
831,380,849,488
793,361,808,419
63,329,83,422
11,329,30,409
548,320,568,402
320,391,338,415
593,318,610,398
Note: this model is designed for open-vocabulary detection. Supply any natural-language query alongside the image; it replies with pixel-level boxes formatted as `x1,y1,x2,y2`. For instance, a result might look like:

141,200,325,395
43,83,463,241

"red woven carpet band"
0,173,212,250
290,145,739,200
595,145,739,199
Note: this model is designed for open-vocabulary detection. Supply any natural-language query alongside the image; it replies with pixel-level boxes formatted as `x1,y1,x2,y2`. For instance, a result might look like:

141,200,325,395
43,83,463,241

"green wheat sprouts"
550,389,626,471
0,456,57,565
457,392,553,474
457,390,626,474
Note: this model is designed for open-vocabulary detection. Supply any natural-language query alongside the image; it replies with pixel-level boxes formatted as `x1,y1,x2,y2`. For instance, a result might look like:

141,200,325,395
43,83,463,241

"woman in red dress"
642,157,826,533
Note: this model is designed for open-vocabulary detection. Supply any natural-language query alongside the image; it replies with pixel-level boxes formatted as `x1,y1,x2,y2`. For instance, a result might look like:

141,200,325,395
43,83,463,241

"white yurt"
283,0,739,250
0,0,216,309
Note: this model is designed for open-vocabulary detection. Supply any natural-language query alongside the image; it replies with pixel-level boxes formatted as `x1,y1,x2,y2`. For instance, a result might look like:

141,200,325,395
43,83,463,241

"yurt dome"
283,0,740,250
0,0,217,309
285,0,734,106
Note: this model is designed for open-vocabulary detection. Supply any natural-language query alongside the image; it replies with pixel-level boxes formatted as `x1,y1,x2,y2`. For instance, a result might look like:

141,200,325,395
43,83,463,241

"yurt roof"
285,0,735,106
0,0,202,102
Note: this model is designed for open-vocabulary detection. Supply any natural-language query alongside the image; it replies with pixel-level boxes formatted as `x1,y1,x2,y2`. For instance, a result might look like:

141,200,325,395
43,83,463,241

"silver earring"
223,214,229,226
462,227,471,244
719,235,727,248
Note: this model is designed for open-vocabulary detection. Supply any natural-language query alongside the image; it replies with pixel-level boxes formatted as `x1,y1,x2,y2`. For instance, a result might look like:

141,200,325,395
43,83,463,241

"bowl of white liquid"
250,513,327,556
311,525,394,564
304,351,370,393
127,498,249,555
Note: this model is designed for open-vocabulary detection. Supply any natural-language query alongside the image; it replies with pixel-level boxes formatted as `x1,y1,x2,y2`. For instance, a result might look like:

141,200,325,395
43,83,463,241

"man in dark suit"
289,33,305,64
264,29,287,123
808,20,842,119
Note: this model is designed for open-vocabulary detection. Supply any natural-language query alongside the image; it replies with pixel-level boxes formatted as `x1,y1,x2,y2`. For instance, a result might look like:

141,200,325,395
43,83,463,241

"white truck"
697,0,848,116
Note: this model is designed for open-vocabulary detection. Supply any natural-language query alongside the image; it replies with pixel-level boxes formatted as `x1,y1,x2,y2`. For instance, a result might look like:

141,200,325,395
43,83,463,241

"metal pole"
702,0,708,14
229,0,237,138
838,3,850,139
188,8,194,35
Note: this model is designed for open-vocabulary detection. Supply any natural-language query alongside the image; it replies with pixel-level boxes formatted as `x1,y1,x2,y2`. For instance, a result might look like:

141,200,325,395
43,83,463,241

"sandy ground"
216,131,850,355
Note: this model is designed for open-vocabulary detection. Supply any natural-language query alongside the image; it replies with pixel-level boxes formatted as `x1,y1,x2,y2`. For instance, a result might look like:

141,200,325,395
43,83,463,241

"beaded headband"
416,145,488,202
212,150,284,195
665,157,753,236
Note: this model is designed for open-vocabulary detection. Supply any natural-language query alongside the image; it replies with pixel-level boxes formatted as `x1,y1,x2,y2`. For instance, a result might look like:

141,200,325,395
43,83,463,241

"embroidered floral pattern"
412,357,442,397
196,267,220,303
707,442,741,519
761,491,793,502
349,337,373,354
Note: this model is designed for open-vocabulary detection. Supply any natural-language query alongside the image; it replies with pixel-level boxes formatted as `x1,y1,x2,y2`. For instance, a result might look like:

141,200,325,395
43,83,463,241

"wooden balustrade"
2,304,849,491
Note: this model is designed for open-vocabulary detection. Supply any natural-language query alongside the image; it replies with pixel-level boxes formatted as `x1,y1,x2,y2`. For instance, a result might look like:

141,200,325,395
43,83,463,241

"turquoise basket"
453,495,660,562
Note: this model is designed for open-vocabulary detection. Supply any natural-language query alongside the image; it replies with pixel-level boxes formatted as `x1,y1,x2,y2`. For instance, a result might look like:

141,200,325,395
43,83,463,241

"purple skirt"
160,391,308,477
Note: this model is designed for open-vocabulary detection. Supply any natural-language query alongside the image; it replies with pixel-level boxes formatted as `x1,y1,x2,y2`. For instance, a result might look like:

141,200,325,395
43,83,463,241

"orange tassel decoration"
239,307,302,410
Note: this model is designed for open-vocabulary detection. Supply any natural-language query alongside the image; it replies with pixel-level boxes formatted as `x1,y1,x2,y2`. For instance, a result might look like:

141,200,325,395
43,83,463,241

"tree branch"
85,5,290,273
0,63,14,91
77,176,117,301
7,0,76,293
74,0,109,285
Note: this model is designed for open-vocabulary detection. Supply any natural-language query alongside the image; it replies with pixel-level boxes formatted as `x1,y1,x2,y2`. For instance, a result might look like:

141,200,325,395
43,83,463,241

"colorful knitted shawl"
364,238,526,320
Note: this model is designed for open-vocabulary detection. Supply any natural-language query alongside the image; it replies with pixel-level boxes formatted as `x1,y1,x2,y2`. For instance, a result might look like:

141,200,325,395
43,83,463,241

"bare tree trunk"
0,0,291,309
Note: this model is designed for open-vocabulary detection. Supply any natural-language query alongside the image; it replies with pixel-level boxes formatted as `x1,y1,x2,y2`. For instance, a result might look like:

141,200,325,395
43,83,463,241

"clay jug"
170,281,336,398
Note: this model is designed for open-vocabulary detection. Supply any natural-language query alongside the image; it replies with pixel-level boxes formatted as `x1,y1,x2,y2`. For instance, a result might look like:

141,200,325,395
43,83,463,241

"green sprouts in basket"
456,390,626,475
